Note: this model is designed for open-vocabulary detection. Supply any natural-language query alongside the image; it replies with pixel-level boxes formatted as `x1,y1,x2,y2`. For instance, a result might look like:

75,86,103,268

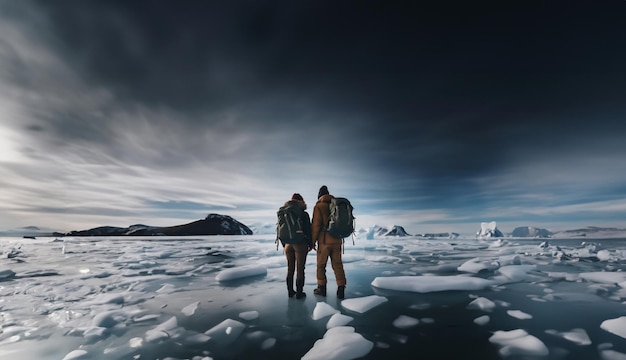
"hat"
291,193,304,202
318,185,329,198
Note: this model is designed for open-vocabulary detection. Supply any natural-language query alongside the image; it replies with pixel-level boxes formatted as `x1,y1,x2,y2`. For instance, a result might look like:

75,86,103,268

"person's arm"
311,204,322,247
303,211,313,249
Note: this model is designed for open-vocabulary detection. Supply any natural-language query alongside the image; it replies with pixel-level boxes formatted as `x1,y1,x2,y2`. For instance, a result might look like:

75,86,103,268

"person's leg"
314,243,329,296
329,243,347,298
285,244,296,297
294,243,308,299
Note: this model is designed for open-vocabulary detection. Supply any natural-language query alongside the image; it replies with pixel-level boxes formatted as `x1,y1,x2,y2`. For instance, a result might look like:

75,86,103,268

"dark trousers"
285,242,309,286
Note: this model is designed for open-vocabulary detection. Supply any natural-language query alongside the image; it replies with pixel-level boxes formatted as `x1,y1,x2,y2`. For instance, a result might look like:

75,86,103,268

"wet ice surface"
2,235,626,359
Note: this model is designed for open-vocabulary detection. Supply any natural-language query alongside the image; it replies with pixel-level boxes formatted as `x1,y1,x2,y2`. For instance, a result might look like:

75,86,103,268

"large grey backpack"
276,204,305,245
326,197,355,238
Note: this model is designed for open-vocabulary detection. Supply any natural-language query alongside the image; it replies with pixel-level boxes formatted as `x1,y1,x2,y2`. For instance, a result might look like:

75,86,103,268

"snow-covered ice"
2,234,626,359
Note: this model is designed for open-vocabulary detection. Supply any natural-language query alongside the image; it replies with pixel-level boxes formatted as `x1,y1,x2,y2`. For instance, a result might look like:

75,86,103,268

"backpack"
326,197,355,238
276,204,305,245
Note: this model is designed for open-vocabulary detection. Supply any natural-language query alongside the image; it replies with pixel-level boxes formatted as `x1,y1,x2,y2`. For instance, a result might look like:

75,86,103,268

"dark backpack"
327,197,355,238
276,204,305,245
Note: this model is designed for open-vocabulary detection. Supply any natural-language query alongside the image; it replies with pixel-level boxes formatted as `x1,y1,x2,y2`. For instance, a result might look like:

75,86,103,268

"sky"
1,0,626,235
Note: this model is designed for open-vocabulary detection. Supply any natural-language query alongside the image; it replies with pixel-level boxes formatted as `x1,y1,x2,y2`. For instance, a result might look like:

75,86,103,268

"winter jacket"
283,199,313,248
311,194,342,246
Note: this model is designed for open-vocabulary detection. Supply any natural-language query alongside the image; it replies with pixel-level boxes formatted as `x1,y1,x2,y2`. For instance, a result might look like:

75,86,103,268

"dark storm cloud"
26,1,626,175
3,0,626,232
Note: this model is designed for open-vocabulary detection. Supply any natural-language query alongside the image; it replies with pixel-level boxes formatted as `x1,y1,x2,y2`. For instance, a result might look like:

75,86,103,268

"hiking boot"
313,285,327,297
287,278,296,298
337,285,345,299
295,279,306,299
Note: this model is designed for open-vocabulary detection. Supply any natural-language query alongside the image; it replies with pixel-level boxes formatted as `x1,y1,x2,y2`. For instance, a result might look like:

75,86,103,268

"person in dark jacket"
311,185,347,299
283,193,313,299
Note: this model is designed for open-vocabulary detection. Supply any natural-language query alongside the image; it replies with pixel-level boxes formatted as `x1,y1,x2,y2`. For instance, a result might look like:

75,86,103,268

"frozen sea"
2,234,626,360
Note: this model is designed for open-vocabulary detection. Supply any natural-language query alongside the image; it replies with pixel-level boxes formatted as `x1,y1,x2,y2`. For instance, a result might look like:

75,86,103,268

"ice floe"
3,234,626,359
301,326,374,360
489,329,549,357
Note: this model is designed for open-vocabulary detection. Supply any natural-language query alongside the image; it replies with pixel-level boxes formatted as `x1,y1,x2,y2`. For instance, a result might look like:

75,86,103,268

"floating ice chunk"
507,310,533,320
129,337,143,348
600,349,626,360
133,314,160,323
92,310,127,328
474,315,490,325
597,250,611,261
301,326,374,360
182,301,200,316
215,264,267,282
156,283,178,294
327,313,354,329
580,272,626,285
457,258,500,274
497,265,537,282
392,315,419,329
341,295,388,314
239,311,259,321
601,316,626,339
371,275,494,293
312,302,340,320
467,297,496,312
545,328,591,345
0,269,16,279
62,349,88,360
145,316,180,343
458,258,499,273
83,326,108,342
498,254,522,266
489,329,549,357
204,319,246,345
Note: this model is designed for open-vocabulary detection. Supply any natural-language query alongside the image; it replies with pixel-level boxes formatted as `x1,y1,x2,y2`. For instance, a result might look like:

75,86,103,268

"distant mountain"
65,214,252,236
511,226,552,238
551,226,626,239
358,225,412,239
385,225,411,236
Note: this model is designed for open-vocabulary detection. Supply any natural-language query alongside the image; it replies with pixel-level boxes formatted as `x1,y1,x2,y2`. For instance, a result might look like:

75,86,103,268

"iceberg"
477,221,504,238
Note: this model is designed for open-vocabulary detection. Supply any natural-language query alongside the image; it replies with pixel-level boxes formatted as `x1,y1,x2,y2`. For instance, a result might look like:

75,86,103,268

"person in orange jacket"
311,185,347,299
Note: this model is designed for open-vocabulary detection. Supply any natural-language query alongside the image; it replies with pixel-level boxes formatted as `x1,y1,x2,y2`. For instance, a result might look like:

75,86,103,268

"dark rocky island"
64,214,252,236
